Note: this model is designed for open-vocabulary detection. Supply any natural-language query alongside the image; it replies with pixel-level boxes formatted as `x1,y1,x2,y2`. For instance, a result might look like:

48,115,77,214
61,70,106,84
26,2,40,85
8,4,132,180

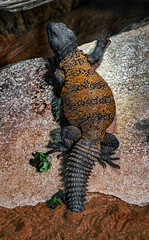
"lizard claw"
97,34,111,48
99,153,120,169
46,141,71,157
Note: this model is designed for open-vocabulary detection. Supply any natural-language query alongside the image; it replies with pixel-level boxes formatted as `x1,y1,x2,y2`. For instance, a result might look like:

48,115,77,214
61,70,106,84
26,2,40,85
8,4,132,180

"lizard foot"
97,34,111,50
98,151,120,169
46,126,81,158
46,141,71,158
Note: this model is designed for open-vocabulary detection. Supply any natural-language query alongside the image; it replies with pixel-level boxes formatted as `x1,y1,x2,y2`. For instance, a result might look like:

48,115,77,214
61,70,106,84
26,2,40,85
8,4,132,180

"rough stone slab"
0,24,149,208
0,58,61,208
79,24,149,206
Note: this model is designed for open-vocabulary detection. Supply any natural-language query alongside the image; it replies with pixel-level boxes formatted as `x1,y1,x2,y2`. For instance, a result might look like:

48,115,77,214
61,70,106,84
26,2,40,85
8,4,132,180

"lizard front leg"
85,34,111,68
46,126,82,158
52,67,65,97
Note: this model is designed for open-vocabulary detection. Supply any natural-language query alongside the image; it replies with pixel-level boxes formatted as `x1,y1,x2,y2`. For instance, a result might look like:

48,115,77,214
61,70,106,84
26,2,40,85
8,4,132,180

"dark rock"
0,0,53,11
0,0,149,67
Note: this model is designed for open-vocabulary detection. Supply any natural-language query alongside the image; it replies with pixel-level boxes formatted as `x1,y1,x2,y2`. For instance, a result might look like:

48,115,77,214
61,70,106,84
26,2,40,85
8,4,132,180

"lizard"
46,22,120,212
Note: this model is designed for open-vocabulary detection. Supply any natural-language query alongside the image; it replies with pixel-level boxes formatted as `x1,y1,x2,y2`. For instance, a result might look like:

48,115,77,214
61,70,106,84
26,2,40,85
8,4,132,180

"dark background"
0,0,149,67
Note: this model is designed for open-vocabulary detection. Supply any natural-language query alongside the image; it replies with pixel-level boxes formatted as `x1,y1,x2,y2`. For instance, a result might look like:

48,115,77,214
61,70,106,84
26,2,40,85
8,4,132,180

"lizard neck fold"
56,43,78,62
59,48,87,71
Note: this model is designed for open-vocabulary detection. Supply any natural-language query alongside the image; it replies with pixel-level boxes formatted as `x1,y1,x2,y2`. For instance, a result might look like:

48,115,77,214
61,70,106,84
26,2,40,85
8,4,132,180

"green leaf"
31,151,52,172
40,162,52,172
39,152,51,160
51,197,64,205
32,152,51,161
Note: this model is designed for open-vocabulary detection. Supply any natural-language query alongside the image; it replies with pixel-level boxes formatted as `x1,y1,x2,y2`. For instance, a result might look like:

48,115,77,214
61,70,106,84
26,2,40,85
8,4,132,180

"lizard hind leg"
101,132,119,155
46,126,82,158
99,132,120,169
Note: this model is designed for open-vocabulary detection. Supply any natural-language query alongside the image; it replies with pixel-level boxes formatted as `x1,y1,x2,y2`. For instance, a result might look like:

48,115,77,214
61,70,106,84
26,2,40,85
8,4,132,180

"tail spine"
66,139,99,212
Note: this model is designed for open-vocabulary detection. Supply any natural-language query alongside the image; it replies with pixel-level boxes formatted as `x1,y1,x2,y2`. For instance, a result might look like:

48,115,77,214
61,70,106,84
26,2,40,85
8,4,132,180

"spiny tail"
65,139,99,212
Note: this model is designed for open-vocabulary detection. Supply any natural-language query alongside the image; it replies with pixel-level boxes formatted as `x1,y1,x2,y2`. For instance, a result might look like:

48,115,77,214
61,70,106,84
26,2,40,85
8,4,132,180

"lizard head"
47,22,77,60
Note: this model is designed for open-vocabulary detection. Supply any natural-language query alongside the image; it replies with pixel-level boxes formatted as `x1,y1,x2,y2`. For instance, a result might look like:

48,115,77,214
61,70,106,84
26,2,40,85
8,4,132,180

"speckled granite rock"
79,24,149,206
0,58,61,208
0,24,149,208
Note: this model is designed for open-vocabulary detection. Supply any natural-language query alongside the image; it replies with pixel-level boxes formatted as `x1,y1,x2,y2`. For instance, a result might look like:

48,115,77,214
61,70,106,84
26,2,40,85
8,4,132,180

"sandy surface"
0,193,149,240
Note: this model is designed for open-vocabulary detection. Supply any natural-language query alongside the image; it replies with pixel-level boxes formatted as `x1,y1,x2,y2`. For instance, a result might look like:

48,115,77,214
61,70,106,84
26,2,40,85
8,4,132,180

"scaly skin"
46,22,120,212
59,49,115,145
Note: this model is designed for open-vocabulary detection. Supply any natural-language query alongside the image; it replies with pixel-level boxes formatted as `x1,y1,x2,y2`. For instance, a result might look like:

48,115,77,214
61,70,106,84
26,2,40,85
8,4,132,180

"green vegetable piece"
31,151,52,172
38,152,50,160
40,162,52,172
51,197,64,206
33,152,51,161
